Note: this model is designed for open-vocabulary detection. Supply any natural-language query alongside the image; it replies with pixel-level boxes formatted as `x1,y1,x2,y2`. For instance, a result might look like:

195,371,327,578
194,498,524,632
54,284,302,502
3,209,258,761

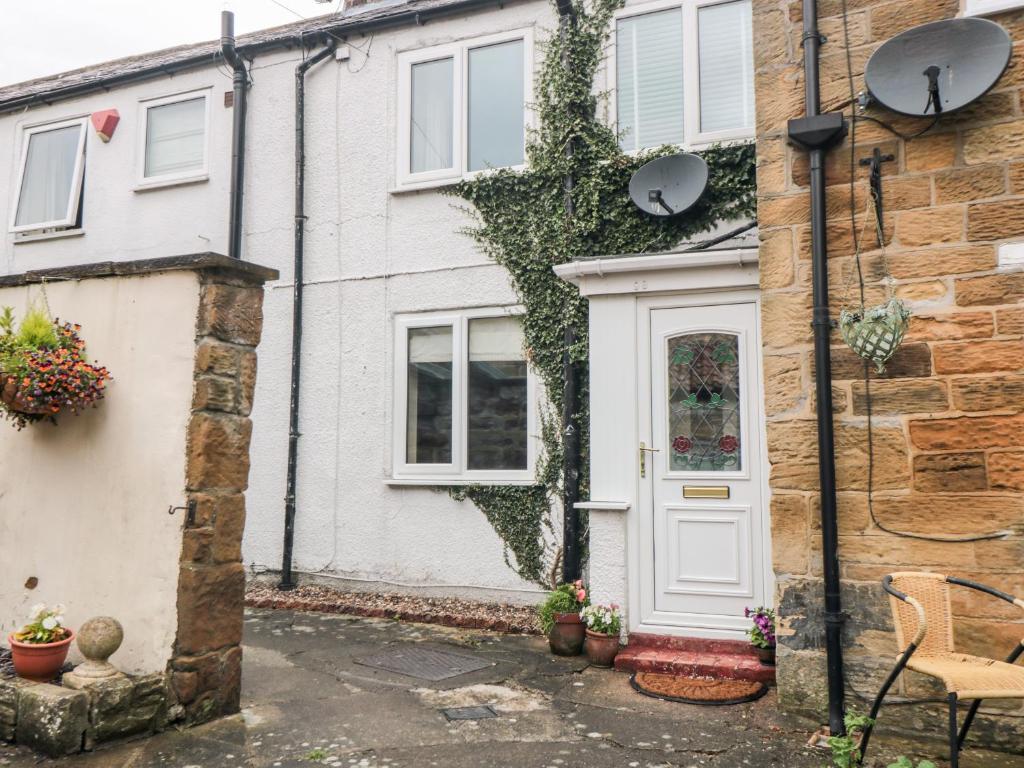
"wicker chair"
859,572,1024,767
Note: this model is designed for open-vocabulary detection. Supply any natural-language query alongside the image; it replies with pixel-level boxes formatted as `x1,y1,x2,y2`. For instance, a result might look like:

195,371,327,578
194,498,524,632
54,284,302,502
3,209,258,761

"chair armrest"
947,576,1024,610
883,575,928,648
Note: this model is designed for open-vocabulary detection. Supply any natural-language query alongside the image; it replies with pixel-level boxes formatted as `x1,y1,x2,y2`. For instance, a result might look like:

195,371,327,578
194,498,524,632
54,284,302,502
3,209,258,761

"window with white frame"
139,90,210,184
397,30,533,188
963,0,1024,15
613,0,754,151
394,309,536,482
10,118,87,234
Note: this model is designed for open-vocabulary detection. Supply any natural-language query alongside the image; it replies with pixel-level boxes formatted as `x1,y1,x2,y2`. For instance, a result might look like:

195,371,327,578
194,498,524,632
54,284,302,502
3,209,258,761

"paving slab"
1,608,1023,767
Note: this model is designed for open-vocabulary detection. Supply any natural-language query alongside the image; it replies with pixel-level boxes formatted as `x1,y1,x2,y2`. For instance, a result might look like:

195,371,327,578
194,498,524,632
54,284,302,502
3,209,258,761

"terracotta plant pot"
7,630,74,682
0,374,47,415
756,645,776,666
548,612,585,656
584,629,620,667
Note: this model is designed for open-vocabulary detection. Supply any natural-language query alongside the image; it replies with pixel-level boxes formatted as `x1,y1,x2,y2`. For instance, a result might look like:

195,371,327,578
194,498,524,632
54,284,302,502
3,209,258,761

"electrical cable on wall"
839,0,1008,545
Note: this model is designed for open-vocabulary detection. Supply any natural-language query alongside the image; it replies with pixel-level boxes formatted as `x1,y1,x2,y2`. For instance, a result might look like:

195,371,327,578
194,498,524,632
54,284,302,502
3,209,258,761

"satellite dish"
628,153,709,217
865,17,1011,117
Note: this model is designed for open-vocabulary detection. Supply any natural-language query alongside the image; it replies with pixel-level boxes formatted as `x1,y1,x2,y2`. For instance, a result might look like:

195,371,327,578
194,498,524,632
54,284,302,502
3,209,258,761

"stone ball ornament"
73,616,124,679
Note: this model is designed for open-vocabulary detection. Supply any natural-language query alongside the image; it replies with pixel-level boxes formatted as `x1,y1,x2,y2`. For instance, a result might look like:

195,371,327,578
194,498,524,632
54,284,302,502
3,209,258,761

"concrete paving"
2,608,1023,767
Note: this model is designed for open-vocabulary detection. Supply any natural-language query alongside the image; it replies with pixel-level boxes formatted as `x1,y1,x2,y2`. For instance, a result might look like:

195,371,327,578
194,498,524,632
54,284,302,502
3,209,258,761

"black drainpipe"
279,38,337,592
787,0,848,737
557,0,582,584
221,11,250,260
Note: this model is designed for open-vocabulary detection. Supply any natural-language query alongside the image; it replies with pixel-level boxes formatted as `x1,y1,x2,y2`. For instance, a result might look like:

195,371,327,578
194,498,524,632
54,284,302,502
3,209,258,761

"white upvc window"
392,308,538,483
610,0,755,152
137,89,211,187
962,0,1024,15
396,29,534,189
10,117,87,234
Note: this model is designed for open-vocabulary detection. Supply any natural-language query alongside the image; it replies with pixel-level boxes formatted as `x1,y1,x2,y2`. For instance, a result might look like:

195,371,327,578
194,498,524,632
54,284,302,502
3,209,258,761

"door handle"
639,442,660,478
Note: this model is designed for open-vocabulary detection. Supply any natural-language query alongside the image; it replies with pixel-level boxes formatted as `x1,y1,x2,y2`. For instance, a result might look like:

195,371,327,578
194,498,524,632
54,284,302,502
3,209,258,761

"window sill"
13,228,85,244
962,0,1024,15
391,165,527,195
386,477,539,487
134,174,209,193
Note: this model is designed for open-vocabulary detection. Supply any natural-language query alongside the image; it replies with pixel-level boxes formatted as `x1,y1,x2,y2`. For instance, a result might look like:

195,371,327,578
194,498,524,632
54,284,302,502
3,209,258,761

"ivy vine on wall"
443,0,757,588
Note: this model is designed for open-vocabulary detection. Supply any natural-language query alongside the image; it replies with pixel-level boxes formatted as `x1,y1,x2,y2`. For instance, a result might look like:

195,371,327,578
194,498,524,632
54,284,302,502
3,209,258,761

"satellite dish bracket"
923,65,943,114
648,189,676,215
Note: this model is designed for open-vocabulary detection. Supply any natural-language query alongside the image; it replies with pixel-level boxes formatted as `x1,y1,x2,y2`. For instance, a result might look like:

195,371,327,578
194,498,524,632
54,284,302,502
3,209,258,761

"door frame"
633,287,772,639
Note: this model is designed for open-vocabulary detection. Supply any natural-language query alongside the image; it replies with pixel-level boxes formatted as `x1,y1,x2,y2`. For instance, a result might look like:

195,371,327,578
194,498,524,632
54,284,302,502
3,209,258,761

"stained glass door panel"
666,333,741,472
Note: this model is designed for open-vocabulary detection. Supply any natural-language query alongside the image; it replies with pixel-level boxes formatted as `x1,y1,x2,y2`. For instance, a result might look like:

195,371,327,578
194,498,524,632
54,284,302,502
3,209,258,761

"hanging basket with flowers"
0,305,111,430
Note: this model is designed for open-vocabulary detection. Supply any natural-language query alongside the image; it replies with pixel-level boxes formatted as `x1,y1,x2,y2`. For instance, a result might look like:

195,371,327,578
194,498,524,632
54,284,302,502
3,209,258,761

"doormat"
630,672,767,706
354,645,492,681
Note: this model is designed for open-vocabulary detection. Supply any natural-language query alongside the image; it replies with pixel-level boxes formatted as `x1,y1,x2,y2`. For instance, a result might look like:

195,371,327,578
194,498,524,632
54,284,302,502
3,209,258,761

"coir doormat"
630,672,768,706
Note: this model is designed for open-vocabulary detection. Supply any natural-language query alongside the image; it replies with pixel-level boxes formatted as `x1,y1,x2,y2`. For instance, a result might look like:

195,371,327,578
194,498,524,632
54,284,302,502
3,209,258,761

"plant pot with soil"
745,606,776,666
8,604,73,683
581,604,622,667
0,306,111,430
539,581,589,656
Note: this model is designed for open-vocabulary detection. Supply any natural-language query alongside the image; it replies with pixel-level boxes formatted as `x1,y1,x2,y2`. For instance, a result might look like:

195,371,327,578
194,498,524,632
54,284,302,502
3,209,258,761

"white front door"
641,301,769,636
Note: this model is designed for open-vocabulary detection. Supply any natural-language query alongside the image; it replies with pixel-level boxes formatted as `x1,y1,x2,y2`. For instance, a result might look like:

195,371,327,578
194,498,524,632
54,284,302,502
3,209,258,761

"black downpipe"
279,39,336,592
794,0,847,736
221,11,249,260
558,2,582,584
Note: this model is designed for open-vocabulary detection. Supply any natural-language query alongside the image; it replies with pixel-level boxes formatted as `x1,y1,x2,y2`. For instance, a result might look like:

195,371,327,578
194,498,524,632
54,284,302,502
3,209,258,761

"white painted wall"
0,0,562,604
0,271,199,674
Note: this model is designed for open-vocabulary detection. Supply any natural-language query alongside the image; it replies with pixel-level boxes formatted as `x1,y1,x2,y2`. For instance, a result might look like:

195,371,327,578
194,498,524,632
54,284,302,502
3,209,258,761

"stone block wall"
754,0,1024,749
172,270,268,725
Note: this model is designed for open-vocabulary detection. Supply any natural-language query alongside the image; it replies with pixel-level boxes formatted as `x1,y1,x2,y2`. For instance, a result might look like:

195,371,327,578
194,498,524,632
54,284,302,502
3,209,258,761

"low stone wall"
0,674,167,757
0,254,276,756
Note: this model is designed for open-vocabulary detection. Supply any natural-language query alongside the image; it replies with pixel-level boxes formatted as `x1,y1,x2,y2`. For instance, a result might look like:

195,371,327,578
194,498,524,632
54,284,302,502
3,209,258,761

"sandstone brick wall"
171,269,267,725
755,0,1024,746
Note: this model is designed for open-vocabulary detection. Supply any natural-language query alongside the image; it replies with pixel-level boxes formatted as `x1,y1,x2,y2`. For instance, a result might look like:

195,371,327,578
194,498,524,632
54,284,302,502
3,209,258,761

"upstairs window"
397,30,533,188
614,0,754,151
394,309,536,483
139,90,210,185
11,118,87,233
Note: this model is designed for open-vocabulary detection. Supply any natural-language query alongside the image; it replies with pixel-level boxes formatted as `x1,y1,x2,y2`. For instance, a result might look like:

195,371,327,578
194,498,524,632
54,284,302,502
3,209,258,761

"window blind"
410,57,454,173
698,0,754,134
145,97,206,178
616,8,685,151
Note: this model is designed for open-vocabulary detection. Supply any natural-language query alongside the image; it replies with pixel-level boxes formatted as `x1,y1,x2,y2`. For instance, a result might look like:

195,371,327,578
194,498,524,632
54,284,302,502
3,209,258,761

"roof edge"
0,0,501,115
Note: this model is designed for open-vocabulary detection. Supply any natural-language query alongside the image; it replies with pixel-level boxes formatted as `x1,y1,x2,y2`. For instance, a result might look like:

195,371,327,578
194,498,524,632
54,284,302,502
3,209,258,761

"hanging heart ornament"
838,297,911,374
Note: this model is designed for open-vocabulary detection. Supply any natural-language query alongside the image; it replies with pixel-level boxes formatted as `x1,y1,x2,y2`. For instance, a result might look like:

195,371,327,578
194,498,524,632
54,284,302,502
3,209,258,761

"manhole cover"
441,705,497,721
354,645,492,681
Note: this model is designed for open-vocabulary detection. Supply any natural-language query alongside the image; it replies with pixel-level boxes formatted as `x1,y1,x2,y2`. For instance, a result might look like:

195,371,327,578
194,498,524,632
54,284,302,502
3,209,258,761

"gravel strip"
245,581,542,635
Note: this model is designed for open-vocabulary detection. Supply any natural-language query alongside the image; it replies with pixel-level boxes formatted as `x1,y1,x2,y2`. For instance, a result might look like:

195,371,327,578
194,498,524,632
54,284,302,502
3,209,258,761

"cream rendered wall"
0,0,563,603
0,271,199,674
0,68,232,274
242,0,558,599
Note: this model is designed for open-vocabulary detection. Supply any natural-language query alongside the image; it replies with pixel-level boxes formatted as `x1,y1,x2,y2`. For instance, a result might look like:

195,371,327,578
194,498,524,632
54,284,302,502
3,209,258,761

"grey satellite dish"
865,17,1011,117
628,153,709,217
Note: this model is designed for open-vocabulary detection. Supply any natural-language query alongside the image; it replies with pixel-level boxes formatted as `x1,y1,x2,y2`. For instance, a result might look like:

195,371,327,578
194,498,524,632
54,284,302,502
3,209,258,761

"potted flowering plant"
8,604,74,682
580,603,622,667
745,606,776,665
539,580,589,656
0,306,111,430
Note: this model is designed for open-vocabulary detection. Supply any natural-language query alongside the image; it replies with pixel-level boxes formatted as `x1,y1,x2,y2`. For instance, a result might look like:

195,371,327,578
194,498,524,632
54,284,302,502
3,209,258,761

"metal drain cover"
441,705,497,721
354,645,492,681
